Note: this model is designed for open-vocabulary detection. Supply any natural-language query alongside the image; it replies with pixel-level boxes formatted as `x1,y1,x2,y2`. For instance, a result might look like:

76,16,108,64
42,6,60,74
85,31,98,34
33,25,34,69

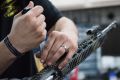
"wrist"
8,35,26,54
0,41,16,59
3,36,23,58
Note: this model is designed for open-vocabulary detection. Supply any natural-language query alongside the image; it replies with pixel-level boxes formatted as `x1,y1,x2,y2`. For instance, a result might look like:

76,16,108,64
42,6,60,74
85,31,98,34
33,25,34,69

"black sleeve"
33,0,63,31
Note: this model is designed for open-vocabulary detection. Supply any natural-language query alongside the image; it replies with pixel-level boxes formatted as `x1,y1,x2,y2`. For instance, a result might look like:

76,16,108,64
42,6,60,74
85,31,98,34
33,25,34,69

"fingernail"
27,1,31,7
27,1,34,8
48,62,51,66
58,66,62,69
41,60,44,63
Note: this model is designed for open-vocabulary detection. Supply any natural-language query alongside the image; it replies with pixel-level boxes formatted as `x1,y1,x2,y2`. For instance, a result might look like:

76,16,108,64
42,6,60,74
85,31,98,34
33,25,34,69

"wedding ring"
61,45,68,52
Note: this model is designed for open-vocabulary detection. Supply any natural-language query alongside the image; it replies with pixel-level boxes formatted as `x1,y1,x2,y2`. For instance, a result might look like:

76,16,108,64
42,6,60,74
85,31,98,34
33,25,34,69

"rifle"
3,21,117,80
29,21,117,80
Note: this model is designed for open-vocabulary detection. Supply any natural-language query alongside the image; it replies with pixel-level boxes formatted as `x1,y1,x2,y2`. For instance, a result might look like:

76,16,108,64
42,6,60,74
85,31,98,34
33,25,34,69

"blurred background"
50,0,120,80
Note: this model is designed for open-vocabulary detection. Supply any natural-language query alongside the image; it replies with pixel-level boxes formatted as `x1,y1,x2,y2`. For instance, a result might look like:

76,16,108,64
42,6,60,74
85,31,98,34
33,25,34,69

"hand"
40,31,78,69
8,1,46,54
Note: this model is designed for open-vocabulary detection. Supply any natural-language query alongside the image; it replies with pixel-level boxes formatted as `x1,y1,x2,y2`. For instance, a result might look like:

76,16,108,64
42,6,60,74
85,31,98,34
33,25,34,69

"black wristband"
4,36,23,58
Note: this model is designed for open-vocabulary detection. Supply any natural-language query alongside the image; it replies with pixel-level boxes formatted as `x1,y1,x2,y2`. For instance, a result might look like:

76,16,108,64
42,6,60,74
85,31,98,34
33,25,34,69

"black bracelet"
4,36,23,58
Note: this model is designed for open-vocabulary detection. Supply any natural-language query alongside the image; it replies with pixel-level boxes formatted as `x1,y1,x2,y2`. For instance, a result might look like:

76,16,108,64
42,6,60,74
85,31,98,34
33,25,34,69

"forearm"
0,39,16,75
53,17,78,42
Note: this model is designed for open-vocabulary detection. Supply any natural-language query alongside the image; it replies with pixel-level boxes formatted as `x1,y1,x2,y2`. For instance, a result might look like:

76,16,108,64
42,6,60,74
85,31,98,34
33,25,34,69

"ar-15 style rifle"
11,21,116,80
3,21,117,80
29,21,117,80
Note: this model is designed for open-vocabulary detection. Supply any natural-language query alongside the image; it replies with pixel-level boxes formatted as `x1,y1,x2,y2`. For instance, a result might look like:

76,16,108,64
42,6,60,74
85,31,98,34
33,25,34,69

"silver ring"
61,45,68,52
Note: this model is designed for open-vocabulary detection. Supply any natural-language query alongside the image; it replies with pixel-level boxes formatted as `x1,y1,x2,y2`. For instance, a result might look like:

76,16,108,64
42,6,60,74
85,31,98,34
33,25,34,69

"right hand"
8,1,46,54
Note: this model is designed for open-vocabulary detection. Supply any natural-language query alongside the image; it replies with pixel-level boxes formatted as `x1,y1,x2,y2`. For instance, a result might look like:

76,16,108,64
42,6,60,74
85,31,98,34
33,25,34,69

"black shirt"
0,0,62,78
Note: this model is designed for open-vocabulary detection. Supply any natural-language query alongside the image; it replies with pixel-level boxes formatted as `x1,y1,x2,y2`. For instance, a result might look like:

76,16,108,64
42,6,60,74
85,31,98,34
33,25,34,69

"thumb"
15,1,34,18
27,1,34,9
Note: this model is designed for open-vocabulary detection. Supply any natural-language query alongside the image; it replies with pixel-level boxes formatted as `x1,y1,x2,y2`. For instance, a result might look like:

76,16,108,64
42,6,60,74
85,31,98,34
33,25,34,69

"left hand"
39,31,78,69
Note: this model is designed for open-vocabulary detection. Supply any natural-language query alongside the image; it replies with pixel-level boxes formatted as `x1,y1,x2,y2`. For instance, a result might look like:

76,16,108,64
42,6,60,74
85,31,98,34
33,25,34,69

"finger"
40,30,47,42
29,6,43,17
35,14,46,27
37,14,45,23
27,1,34,8
40,22,46,31
49,46,66,65
58,48,75,69
45,35,67,65
15,1,34,18
40,33,56,63
36,22,46,39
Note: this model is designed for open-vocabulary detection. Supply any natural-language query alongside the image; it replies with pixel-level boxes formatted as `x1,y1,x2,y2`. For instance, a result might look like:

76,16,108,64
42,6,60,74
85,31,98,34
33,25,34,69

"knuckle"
51,57,57,63
70,47,76,52
33,6,44,14
36,6,44,12
58,49,64,54
44,22,46,28
59,34,67,40
25,13,33,21
62,61,67,66
40,14,45,21
53,31,58,34
41,22,46,29
50,31,57,37
72,44,78,51
44,30,47,35
66,57,71,62
51,31,55,35
75,45,78,50
59,34,64,38
69,41,78,51
41,30,47,36
50,49,55,54
44,45,49,50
